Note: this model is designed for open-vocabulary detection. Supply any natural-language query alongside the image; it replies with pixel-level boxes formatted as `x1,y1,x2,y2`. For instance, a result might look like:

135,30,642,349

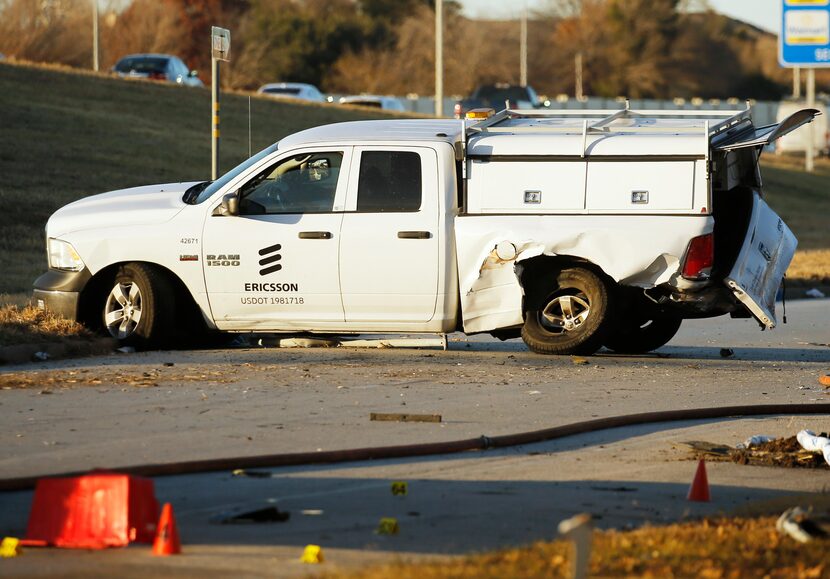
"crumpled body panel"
455,215,713,333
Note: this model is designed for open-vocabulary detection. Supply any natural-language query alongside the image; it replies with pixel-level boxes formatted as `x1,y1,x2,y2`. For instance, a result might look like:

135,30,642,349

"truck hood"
47,182,198,238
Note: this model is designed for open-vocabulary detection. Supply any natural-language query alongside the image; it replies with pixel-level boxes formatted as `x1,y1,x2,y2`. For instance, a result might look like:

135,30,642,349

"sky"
459,0,780,33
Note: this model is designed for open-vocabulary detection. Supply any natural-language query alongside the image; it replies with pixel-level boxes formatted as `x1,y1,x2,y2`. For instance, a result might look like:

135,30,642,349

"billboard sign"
780,0,830,66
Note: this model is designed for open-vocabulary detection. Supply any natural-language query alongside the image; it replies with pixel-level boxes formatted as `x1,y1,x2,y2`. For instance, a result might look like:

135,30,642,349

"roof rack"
467,101,753,140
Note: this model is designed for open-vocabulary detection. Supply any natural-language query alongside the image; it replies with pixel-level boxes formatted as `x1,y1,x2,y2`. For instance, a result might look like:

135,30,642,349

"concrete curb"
0,337,117,365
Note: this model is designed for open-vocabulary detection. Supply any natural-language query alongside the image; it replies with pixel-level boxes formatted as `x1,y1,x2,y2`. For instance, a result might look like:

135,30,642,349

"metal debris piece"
571,356,590,365
776,507,830,543
370,413,442,423
679,440,733,456
231,469,273,478
720,348,734,357
212,506,290,524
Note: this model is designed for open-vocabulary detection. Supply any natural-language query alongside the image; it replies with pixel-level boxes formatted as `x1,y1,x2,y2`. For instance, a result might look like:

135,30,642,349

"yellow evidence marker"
300,544,324,564
391,481,408,496
0,537,21,558
377,518,400,535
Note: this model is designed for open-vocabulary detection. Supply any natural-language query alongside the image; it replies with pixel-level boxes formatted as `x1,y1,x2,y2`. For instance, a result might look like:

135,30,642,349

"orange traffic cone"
152,503,181,556
687,459,710,502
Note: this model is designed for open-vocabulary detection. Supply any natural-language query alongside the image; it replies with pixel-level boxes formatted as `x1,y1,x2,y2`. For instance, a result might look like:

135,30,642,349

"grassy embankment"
0,60,384,302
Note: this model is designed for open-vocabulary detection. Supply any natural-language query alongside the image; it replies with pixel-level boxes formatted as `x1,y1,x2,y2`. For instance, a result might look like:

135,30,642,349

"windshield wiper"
183,181,210,204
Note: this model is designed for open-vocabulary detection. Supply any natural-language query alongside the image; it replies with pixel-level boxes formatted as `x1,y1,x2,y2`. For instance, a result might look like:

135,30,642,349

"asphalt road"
0,300,828,576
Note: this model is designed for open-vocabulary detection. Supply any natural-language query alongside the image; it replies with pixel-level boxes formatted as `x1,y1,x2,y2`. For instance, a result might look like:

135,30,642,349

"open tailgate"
725,192,797,329
713,108,820,152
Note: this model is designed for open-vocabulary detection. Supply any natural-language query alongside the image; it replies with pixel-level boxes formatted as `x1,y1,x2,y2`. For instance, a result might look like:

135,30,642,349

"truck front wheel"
102,263,173,348
521,267,612,355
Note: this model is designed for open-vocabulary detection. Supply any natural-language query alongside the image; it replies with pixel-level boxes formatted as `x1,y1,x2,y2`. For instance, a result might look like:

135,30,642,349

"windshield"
264,87,301,95
189,144,279,204
115,57,168,74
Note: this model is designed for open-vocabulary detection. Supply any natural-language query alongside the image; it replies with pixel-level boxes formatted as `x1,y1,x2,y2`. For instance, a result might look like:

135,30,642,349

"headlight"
48,238,85,271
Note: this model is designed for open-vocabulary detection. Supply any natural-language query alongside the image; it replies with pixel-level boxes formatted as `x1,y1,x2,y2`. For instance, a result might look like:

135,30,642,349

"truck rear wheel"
102,263,173,348
604,314,682,354
521,267,612,355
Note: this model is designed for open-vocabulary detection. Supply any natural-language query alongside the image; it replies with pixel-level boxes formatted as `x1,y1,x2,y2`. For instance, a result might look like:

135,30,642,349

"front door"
203,148,351,329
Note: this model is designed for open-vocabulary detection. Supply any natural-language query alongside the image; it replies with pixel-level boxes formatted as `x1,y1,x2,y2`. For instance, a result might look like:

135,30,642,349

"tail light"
682,233,714,280
453,103,462,119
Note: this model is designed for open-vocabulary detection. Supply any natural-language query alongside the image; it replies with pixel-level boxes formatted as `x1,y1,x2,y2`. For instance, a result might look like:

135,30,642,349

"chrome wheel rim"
104,282,142,339
540,294,590,333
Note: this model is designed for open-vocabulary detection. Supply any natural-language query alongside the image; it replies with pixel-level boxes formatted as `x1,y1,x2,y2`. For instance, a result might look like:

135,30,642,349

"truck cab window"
357,151,422,212
238,152,343,215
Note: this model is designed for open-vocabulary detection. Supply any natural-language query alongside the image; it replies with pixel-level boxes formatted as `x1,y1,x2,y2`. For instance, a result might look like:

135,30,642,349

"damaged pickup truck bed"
34,105,818,355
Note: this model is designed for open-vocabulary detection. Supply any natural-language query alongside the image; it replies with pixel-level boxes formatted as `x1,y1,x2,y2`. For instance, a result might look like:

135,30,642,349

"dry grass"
0,304,92,347
335,516,828,578
788,250,830,283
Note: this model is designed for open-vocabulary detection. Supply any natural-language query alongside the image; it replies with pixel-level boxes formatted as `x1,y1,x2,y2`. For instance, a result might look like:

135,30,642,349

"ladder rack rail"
467,105,753,139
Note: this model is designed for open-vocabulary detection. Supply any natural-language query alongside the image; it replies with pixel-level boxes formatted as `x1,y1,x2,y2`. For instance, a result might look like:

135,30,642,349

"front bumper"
32,268,92,321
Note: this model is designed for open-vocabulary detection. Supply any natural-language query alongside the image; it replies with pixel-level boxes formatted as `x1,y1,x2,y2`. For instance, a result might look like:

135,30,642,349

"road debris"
32,351,49,361
776,506,830,543
679,440,732,457
211,506,289,524
719,348,734,358
805,288,827,299
736,435,776,449
571,356,590,365
820,374,830,387
370,413,442,423
728,435,828,468
231,469,273,479
116,346,135,354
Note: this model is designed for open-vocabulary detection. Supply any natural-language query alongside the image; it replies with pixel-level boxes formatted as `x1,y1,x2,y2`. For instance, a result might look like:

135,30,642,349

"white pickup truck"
34,105,817,355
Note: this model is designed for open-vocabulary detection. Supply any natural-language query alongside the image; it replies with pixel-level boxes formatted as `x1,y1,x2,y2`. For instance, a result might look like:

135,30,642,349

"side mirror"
189,70,199,78
213,192,239,216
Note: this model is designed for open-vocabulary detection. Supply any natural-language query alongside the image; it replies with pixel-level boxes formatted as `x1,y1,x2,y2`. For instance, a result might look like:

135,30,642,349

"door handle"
298,231,332,239
398,231,432,239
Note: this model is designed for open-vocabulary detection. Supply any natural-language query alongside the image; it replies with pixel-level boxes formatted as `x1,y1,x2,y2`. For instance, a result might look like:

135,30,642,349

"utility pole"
793,66,801,98
92,0,99,71
520,3,528,87
575,52,583,100
435,0,443,117
806,67,815,173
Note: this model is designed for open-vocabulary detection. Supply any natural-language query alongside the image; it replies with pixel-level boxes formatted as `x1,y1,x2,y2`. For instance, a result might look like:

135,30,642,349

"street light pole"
520,3,527,87
435,0,443,117
92,0,99,71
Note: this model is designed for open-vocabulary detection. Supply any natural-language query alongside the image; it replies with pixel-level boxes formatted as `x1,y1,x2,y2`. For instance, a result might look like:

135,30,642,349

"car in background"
112,54,203,87
257,83,325,102
338,95,406,112
454,83,541,118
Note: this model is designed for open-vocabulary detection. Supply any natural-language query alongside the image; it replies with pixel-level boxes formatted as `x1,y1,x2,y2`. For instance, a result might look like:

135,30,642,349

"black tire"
521,267,613,355
604,313,682,354
102,262,174,348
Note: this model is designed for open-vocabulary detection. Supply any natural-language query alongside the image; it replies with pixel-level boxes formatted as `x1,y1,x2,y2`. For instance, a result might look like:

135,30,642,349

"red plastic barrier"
24,472,159,549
